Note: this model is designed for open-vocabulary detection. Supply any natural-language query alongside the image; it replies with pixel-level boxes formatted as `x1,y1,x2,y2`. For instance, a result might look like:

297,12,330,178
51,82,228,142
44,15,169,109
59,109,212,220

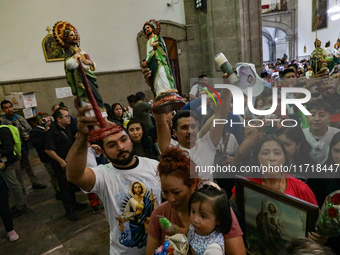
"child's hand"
157,216,178,235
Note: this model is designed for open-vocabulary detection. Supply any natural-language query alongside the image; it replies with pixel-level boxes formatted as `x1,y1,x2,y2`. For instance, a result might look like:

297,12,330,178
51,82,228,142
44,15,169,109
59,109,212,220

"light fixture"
328,0,340,21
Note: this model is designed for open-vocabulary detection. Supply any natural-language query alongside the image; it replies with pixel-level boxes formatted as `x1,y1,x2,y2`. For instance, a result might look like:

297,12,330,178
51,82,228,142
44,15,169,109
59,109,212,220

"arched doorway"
262,27,288,62
262,7,297,61
136,21,188,95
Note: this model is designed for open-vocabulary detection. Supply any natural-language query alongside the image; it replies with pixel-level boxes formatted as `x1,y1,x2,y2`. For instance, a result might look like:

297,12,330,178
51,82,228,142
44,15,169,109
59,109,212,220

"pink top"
232,174,318,206
148,201,243,244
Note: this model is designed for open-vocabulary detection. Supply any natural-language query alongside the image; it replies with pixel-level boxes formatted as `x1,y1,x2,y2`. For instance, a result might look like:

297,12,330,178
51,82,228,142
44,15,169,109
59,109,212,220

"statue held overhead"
142,19,185,113
53,21,121,142
310,37,327,73
53,21,107,118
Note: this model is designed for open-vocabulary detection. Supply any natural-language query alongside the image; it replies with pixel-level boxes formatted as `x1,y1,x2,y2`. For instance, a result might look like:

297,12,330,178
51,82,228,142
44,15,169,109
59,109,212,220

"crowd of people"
2,41,340,255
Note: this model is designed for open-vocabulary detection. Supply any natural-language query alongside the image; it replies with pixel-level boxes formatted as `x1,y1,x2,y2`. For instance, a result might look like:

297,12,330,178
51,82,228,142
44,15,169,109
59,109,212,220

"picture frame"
235,176,319,255
42,26,65,62
312,0,328,31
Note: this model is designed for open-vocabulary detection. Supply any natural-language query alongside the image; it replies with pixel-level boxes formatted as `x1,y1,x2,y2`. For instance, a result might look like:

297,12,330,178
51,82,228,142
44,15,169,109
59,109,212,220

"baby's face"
190,200,218,236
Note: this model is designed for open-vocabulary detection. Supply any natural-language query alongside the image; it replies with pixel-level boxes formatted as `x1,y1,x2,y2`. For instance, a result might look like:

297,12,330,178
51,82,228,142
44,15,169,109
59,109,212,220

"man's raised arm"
153,113,172,153
208,88,231,147
66,104,97,192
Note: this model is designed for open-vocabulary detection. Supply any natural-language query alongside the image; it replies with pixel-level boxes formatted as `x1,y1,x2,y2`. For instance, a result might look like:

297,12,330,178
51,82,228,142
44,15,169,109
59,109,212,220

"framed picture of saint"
42,26,64,62
312,0,328,31
235,176,319,255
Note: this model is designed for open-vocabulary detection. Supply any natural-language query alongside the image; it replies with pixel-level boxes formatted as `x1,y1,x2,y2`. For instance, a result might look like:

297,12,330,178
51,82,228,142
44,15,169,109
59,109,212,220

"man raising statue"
142,19,184,113
53,21,107,117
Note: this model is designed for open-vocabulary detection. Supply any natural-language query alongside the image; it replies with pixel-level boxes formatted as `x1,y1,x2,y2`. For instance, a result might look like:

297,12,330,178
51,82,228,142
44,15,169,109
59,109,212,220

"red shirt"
232,174,318,206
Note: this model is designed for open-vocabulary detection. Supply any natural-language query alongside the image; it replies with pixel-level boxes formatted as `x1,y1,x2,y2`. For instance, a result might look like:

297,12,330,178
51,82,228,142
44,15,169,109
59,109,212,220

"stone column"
269,41,276,62
286,35,293,61
183,0,263,78
239,0,263,73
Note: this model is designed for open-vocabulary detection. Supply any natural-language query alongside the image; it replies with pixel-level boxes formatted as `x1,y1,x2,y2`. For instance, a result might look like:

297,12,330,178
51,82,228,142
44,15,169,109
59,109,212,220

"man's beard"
146,31,153,38
6,112,14,118
109,150,134,166
67,39,80,47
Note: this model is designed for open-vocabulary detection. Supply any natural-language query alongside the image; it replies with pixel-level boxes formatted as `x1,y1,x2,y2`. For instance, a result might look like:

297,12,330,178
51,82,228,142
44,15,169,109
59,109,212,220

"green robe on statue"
146,35,176,98
64,48,105,111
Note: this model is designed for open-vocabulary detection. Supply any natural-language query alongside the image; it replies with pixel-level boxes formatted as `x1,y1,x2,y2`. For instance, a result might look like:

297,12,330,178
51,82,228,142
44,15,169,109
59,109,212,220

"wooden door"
164,37,182,95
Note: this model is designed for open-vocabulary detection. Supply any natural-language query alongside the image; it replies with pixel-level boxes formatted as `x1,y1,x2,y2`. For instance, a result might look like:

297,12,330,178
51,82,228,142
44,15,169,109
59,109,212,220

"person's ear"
102,152,108,158
172,128,177,137
100,147,108,158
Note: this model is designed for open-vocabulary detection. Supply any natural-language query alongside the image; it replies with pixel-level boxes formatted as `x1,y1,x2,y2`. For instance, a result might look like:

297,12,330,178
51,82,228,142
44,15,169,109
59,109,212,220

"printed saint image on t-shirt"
116,181,156,248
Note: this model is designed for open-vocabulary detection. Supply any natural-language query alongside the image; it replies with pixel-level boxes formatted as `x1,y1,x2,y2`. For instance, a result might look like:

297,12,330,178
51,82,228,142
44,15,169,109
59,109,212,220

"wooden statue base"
152,92,186,114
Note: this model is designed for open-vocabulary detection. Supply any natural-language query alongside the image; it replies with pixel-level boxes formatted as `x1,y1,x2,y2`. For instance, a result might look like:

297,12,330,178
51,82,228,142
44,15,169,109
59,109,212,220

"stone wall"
183,0,263,77
0,70,153,117
1,0,264,116
0,20,194,117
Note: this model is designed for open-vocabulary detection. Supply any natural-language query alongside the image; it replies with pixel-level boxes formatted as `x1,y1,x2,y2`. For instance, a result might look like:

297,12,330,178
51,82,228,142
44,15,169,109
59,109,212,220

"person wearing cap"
65,103,161,255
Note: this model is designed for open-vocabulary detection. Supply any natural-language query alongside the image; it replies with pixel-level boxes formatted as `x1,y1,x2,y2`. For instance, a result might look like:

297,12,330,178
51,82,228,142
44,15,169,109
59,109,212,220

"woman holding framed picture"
230,136,318,204
230,136,327,246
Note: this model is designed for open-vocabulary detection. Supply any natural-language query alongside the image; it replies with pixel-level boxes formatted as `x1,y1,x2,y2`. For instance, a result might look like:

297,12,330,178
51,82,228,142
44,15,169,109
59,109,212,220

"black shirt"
30,126,50,163
44,123,74,159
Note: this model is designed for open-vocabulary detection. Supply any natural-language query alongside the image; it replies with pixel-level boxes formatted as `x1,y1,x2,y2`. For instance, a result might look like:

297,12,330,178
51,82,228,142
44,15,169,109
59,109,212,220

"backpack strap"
0,125,21,156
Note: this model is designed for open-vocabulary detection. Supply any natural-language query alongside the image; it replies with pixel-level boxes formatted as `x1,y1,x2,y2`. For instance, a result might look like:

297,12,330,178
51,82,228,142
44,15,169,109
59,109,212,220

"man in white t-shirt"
154,88,231,182
66,105,161,255
189,74,209,100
